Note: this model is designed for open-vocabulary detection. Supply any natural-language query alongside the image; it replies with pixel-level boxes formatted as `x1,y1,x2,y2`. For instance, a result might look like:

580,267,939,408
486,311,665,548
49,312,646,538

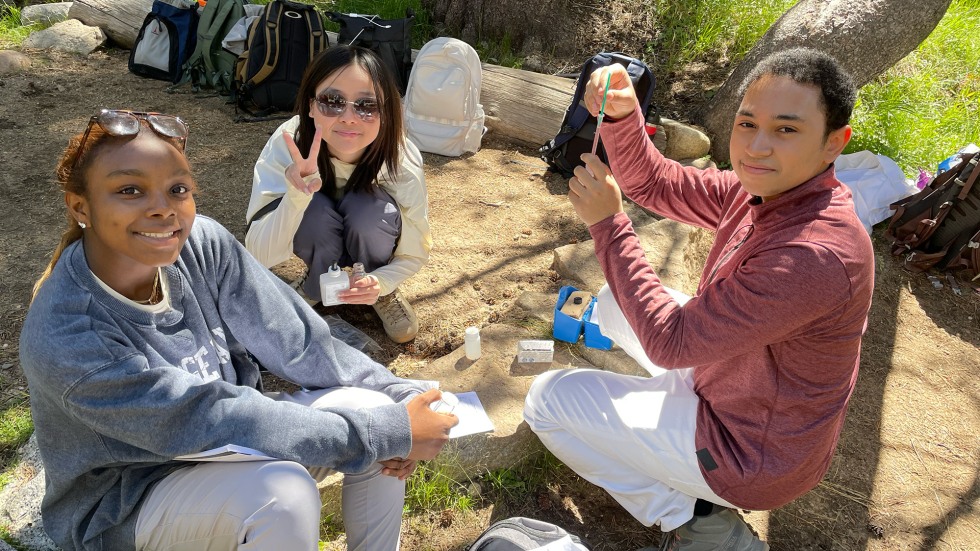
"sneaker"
372,290,419,343
657,507,769,551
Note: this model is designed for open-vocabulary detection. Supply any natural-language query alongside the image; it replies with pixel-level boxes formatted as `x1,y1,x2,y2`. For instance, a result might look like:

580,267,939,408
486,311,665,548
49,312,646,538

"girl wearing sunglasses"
21,109,457,551
245,45,430,344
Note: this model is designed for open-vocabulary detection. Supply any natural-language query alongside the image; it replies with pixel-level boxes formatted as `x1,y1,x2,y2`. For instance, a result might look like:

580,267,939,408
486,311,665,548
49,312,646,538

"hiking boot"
372,290,419,343
657,507,769,551
289,268,318,307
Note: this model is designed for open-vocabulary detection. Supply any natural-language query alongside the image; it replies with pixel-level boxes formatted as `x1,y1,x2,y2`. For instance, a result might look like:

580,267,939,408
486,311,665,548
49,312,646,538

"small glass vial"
464,326,482,360
319,263,349,306
352,262,366,283
429,391,459,414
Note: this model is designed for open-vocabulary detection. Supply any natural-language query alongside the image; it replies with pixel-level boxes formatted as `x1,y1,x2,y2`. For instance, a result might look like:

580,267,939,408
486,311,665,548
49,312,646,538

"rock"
552,218,699,295
22,19,106,55
679,157,718,170
661,118,711,161
0,435,60,551
0,50,31,76
20,2,72,26
407,323,596,481
0,538,16,551
652,124,667,154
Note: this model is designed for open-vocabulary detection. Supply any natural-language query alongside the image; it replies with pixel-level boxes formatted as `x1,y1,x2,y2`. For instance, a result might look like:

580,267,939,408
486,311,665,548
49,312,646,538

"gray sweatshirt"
20,216,423,550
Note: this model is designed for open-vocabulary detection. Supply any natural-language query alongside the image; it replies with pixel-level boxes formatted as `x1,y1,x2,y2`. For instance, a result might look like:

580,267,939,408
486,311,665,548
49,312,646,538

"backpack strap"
202,0,238,75
245,1,284,87
245,197,283,233
303,7,326,60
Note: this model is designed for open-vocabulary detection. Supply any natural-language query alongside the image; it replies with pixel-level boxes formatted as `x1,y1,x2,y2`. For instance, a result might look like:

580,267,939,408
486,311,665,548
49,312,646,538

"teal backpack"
184,0,246,94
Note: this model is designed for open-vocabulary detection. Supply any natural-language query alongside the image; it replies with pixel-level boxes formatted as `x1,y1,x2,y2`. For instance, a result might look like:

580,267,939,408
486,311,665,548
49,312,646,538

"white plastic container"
464,326,482,360
517,339,555,363
319,263,349,306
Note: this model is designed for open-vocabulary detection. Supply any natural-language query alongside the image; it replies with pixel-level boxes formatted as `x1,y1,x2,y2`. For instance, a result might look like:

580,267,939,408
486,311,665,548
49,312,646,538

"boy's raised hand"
568,153,624,226
584,64,638,121
283,127,323,195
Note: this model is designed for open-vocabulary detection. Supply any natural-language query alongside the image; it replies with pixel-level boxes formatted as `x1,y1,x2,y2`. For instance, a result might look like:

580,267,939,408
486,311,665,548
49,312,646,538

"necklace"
133,270,161,305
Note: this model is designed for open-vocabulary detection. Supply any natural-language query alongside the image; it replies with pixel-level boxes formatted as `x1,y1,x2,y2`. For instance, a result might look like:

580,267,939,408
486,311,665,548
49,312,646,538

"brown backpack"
885,151,980,279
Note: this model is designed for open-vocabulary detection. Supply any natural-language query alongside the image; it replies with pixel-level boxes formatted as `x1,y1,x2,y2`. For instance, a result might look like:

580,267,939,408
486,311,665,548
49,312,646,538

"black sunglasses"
314,93,380,121
70,110,189,169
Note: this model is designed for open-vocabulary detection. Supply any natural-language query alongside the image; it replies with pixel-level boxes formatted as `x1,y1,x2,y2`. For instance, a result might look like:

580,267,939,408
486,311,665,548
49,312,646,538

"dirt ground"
1,48,978,551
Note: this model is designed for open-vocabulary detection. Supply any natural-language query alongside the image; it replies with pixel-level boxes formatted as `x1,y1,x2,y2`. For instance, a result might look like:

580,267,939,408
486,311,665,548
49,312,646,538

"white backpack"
404,37,485,157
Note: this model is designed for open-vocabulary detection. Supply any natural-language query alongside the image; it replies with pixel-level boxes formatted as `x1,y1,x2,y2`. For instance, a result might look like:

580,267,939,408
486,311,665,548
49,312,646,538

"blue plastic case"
582,297,613,350
553,285,585,343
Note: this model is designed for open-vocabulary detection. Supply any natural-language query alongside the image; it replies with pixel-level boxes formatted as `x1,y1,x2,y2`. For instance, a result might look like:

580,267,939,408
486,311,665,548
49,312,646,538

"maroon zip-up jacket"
589,109,874,510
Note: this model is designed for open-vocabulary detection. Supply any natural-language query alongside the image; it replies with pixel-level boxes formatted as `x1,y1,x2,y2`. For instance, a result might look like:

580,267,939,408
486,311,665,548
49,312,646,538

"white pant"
523,285,734,532
135,387,405,551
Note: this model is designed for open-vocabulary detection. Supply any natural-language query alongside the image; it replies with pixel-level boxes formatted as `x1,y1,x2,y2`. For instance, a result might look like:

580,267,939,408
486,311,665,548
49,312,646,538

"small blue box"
582,297,613,350
553,285,585,343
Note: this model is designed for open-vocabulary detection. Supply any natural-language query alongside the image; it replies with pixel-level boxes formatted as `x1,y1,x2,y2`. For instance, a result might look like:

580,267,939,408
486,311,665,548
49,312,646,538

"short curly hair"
738,48,857,136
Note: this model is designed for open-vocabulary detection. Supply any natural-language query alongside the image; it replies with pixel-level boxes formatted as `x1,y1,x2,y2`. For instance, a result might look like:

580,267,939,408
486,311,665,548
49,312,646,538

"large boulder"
0,50,31,76
20,2,72,26
661,118,711,161
0,436,59,551
697,0,954,161
22,19,106,55
552,218,701,296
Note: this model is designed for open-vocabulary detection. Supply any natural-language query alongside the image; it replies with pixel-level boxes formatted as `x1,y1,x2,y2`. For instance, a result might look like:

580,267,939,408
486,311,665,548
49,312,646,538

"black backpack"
326,9,415,95
886,151,980,278
468,517,592,551
540,52,657,178
129,0,200,83
235,0,328,114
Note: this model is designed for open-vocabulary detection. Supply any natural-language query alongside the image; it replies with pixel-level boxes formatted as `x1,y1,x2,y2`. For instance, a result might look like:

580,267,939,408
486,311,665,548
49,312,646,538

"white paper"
446,391,495,438
175,444,277,462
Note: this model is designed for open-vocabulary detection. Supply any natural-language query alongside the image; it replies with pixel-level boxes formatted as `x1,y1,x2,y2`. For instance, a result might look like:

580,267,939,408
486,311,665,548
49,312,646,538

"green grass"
0,524,28,551
404,458,474,513
647,0,797,77
0,6,39,48
481,450,565,502
0,400,33,492
846,0,980,174
317,513,344,549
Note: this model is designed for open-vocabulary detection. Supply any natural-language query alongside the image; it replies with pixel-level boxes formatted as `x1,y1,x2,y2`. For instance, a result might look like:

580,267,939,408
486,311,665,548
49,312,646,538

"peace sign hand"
282,127,323,195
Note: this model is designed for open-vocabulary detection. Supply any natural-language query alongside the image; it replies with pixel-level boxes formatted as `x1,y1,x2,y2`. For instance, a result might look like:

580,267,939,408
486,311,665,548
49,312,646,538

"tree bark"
696,0,953,162
68,0,153,49
421,0,599,60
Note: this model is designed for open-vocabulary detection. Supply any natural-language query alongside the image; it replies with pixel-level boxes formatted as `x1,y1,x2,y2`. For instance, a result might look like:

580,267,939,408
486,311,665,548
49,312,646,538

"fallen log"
68,0,153,49
479,64,574,148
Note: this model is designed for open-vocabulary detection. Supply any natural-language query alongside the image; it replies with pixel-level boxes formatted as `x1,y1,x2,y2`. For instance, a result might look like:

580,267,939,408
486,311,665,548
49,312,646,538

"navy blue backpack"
129,0,200,83
540,52,656,178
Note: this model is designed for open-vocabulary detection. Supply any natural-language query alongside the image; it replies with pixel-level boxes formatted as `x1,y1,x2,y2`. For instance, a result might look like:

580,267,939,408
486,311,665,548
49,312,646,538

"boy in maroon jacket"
524,48,874,550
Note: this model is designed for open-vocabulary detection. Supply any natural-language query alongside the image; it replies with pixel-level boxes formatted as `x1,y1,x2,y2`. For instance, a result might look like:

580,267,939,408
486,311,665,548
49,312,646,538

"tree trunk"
696,0,953,162
68,0,153,49
421,0,599,61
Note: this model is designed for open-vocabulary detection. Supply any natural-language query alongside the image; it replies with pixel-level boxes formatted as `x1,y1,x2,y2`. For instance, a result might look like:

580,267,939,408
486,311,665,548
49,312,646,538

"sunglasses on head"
314,93,380,121
71,109,189,170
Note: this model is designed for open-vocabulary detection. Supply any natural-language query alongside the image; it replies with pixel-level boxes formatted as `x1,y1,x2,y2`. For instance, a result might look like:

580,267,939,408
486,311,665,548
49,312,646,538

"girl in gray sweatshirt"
20,109,456,551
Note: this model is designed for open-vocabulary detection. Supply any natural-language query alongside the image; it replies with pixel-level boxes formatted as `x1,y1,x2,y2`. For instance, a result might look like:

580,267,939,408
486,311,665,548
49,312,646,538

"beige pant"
135,387,406,551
